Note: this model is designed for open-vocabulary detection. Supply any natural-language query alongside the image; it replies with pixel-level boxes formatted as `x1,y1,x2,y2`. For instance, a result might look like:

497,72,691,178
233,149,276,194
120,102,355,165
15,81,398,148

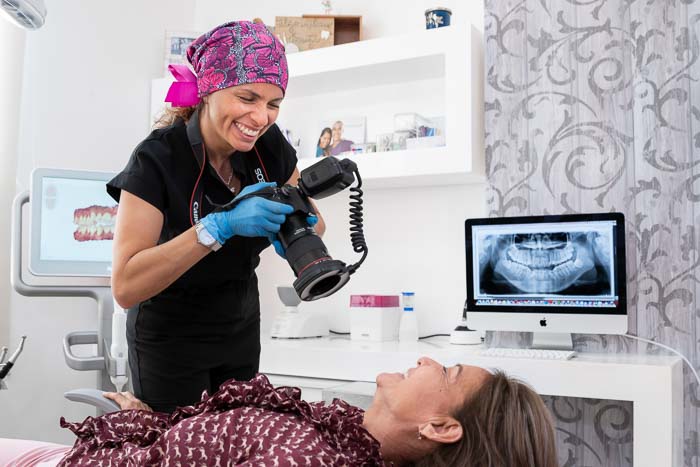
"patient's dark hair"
414,370,558,467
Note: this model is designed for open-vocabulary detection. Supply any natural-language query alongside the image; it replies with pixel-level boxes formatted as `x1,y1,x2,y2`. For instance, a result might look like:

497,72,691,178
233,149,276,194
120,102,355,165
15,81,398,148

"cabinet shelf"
298,147,486,189
150,21,484,189
282,20,483,188
284,34,446,98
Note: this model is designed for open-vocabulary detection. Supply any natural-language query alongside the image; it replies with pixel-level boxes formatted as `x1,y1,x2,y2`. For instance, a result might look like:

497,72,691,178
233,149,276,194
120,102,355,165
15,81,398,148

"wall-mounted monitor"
30,168,117,277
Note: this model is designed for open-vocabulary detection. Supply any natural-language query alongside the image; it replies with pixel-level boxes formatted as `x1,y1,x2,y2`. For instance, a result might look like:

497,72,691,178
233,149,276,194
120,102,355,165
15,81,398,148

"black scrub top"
107,115,297,326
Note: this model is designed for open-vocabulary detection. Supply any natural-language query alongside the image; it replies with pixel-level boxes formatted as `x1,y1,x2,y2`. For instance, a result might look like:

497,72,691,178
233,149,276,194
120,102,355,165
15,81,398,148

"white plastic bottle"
399,292,419,342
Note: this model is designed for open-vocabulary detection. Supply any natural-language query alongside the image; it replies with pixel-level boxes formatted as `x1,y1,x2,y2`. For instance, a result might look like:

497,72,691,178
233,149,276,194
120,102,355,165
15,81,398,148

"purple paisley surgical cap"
165,21,288,107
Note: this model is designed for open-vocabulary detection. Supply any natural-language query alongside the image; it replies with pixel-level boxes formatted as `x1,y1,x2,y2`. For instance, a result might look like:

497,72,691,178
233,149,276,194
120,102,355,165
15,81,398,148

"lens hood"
294,259,350,301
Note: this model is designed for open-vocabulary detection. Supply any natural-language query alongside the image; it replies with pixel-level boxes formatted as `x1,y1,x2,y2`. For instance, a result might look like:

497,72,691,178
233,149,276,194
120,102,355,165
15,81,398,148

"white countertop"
260,334,681,400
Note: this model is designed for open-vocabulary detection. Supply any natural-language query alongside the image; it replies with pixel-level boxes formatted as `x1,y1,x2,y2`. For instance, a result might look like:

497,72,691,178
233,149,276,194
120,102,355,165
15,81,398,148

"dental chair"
62,302,127,414
63,387,121,413
1,334,121,412
0,335,120,467
0,337,70,466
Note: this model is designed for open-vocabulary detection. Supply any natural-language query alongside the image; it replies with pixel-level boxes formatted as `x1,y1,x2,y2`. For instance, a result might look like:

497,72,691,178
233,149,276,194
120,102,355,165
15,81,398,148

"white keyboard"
477,347,576,360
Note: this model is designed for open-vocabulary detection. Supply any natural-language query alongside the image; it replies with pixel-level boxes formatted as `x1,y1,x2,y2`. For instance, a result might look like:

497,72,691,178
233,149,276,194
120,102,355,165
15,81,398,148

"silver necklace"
217,167,236,193
226,172,236,193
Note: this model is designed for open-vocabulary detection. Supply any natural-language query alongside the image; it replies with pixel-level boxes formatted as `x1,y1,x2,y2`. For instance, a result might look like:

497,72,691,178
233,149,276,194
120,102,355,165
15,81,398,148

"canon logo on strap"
254,167,266,183
192,201,200,223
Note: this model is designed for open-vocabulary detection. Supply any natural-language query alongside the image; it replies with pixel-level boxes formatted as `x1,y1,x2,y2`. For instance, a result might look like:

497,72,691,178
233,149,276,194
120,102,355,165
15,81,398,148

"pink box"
349,294,401,341
349,295,400,308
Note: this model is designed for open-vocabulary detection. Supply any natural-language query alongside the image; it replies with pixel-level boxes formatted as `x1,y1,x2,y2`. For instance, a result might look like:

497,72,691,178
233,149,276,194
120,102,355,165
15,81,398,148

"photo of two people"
316,117,365,157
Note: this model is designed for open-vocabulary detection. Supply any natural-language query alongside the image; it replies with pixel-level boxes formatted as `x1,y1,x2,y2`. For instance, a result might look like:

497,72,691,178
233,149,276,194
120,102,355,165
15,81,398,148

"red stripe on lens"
297,257,331,276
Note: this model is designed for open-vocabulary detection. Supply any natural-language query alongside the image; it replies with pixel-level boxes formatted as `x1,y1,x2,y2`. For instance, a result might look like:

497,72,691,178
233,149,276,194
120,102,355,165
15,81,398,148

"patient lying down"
59,357,557,467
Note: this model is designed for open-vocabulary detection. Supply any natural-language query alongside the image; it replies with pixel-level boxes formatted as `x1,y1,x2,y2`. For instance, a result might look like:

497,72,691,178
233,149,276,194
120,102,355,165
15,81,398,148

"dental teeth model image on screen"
30,169,117,277
473,221,616,307
40,179,116,262
72,205,118,242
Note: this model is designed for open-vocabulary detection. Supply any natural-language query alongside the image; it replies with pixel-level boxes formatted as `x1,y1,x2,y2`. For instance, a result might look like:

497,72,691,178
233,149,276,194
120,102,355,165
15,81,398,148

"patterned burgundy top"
58,374,387,466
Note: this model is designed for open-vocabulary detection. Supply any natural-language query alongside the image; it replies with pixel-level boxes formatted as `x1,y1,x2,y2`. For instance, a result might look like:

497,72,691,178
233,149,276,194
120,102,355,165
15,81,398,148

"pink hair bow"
164,64,200,107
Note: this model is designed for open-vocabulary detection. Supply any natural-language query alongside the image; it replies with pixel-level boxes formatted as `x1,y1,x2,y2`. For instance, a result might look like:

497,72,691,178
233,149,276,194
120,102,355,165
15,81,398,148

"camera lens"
283,233,350,301
269,182,356,302
296,261,349,301
279,214,350,301
310,274,341,296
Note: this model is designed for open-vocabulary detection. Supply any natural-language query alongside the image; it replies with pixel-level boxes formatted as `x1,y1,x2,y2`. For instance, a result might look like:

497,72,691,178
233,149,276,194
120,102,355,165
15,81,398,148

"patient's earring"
417,429,423,440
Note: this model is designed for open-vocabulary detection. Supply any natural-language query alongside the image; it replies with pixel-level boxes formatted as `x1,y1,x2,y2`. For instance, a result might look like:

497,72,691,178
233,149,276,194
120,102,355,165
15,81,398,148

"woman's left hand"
103,391,153,412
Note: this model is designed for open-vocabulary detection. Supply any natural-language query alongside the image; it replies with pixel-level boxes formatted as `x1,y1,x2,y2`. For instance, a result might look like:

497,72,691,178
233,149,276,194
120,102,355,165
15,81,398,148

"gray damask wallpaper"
484,0,700,465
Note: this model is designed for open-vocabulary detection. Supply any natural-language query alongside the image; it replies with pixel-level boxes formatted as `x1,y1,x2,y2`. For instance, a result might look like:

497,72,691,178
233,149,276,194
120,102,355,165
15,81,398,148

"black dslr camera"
212,157,367,301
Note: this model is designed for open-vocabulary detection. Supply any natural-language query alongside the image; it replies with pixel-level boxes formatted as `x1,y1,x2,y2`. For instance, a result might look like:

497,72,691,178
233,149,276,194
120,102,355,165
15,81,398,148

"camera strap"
185,109,269,225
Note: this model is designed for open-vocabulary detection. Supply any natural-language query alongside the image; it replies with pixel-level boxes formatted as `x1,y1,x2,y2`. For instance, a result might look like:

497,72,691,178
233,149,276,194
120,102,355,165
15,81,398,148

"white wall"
1,0,485,444
1,0,196,443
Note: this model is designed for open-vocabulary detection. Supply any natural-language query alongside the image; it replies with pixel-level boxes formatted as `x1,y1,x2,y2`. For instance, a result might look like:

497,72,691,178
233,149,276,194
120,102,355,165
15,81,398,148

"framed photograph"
275,16,334,52
164,30,200,76
314,117,366,158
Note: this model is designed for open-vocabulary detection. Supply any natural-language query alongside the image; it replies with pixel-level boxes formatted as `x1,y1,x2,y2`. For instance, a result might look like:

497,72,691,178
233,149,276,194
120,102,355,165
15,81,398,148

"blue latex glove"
269,214,318,258
200,182,293,244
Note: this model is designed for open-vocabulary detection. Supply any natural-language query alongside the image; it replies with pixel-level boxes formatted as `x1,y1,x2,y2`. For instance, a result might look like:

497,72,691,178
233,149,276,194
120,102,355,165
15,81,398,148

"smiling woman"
411,366,560,467
365,357,559,467
198,84,284,171
105,20,326,415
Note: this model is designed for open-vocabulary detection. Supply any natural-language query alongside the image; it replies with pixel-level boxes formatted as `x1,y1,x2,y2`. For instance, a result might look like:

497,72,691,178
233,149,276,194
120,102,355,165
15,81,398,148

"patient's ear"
419,417,463,444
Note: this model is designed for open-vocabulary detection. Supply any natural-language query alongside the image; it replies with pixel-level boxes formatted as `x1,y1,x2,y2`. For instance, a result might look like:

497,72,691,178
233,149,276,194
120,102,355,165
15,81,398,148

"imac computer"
465,213,627,350
29,168,117,277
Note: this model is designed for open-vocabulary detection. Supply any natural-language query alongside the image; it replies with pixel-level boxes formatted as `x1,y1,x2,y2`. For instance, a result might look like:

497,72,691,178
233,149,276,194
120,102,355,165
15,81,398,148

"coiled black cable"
348,170,367,274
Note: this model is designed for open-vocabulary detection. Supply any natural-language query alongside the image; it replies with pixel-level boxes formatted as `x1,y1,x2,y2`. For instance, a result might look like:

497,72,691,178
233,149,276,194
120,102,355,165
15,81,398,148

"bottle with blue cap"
399,292,419,342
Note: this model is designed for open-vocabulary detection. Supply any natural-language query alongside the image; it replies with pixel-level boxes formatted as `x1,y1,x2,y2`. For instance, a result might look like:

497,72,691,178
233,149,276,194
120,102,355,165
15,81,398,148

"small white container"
350,295,401,341
399,292,419,342
393,112,433,134
405,134,446,150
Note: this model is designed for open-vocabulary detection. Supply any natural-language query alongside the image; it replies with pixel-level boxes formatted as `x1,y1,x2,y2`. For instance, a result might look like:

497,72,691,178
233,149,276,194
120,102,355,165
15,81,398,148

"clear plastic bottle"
399,292,419,342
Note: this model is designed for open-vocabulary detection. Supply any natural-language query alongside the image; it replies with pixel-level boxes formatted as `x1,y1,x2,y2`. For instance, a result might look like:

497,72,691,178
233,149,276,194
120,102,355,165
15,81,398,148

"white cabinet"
281,21,484,188
151,21,484,188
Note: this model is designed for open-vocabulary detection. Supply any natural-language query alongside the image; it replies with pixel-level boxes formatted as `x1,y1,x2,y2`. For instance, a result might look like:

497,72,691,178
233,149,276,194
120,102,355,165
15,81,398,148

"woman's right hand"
200,182,294,244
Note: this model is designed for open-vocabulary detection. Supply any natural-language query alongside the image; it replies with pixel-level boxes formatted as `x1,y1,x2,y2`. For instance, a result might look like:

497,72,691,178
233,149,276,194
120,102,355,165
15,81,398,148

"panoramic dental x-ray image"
478,230,613,296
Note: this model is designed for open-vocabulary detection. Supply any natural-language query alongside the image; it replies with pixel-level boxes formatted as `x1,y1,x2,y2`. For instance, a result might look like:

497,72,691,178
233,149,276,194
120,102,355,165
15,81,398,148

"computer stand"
531,332,573,351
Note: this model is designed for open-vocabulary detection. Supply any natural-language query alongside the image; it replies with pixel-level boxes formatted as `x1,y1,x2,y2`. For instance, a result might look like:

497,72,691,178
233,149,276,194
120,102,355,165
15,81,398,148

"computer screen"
30,168,117,277
465,213,627,334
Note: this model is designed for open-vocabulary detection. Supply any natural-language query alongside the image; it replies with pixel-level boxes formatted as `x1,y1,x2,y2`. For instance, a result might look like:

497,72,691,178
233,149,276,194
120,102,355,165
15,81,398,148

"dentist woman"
107,20,325,413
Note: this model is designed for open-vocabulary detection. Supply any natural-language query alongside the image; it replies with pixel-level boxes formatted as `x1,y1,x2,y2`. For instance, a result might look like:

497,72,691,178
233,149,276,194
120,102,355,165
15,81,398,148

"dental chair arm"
64,388,121,413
